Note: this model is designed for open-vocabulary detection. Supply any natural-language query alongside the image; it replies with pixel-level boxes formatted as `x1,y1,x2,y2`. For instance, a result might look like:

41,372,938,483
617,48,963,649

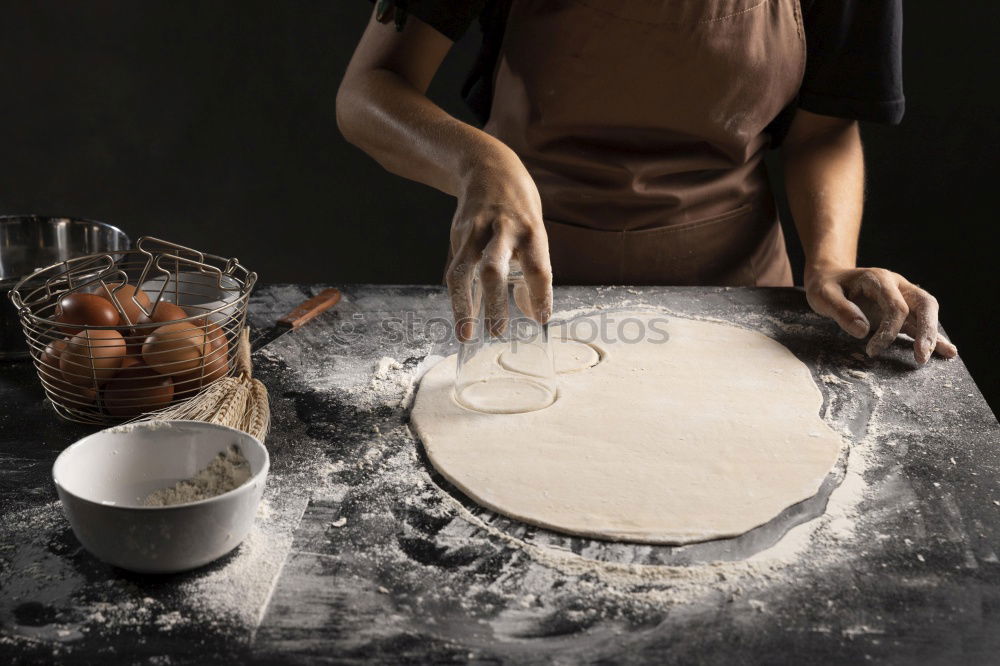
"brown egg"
133,301,191,349
40,338,68,373
174,345,229,399
172,318,228,400
142,322,207,375
118,354,143,371
122,330,147,359
47,376,98,406
36,339,97,405
103,365,174,417
59,329,127,386
191,318,229,354
200,347,230,382
170,372,202,401
50,314,82,337
56,292,120,328
138,301,188,326
97,282,151,326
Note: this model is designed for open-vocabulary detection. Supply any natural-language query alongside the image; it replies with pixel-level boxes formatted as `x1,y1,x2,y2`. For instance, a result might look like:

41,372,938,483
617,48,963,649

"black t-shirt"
373,0,904,142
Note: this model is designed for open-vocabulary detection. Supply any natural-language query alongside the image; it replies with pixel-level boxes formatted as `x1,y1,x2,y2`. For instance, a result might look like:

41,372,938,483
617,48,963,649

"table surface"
1,284,998,665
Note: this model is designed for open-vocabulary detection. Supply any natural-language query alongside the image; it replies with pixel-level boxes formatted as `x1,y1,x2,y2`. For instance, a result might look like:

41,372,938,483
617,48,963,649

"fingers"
816,268,957,364
517,229,553,324
899,284,939,364
897,282,958,361
446,248,478,342
480,231,513,337
847,271,909,358
809,281,870,339
448,205,551,341
934,334,958,359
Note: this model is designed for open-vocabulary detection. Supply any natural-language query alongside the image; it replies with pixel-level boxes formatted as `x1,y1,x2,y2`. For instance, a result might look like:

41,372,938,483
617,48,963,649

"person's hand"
805,266,958,364
447,147,553,341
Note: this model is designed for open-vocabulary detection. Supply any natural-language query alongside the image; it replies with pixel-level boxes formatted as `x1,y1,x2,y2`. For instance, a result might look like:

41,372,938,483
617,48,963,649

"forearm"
337,66,514,198
338,11,551,337
782,117,865,283
781,111,956,362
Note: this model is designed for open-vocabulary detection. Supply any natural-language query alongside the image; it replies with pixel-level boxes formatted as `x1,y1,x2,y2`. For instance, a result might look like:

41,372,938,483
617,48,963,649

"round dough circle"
499,338,601,376
412,313,844,545
456,377,557,414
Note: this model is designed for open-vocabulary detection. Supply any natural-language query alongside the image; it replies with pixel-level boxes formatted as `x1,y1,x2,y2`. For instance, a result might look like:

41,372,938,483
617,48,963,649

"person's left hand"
804,266,958,364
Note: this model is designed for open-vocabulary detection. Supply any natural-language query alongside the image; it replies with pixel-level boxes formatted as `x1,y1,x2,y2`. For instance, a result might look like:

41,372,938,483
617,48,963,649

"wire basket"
9,236,257,424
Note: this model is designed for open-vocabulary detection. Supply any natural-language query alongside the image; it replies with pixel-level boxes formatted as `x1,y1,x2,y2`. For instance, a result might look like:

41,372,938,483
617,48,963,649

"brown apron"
483,0,804,286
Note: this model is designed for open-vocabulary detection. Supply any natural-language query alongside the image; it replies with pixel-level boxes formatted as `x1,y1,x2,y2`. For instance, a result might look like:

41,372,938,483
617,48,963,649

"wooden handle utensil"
251,287,342,351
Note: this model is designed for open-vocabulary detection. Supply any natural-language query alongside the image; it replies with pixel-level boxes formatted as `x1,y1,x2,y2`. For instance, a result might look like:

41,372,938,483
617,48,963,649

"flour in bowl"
144,444,251,506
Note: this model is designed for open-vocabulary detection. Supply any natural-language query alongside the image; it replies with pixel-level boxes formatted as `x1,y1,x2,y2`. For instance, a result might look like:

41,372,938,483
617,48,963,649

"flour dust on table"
412,312,845,544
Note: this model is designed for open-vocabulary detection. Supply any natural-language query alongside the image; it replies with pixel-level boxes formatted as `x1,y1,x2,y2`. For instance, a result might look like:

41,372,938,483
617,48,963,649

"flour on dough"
411,313,845,545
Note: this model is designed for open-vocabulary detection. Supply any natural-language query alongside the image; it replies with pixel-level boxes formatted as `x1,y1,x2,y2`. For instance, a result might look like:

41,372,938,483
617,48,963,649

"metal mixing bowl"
1,215,130,359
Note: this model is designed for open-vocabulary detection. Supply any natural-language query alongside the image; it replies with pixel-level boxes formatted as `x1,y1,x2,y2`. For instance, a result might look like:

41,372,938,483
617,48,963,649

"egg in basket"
9,237,257,424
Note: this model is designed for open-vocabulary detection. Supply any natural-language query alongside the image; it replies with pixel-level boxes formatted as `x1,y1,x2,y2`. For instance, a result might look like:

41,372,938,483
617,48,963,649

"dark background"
0,1,996,412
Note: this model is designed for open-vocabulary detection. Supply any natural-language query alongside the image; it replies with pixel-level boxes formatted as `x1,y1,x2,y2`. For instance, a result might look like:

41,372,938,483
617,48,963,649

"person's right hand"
447,146,553,341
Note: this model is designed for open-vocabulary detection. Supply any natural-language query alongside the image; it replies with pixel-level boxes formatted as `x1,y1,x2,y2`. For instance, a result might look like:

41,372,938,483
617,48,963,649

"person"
337,0,957,363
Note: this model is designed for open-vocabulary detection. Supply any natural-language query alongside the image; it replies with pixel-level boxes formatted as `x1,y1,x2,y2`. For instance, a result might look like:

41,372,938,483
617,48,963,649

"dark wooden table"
1,284,998,665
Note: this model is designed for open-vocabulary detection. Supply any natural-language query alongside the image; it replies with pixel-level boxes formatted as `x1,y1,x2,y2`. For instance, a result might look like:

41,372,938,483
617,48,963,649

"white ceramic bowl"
141,272,241,323
53,420,269,574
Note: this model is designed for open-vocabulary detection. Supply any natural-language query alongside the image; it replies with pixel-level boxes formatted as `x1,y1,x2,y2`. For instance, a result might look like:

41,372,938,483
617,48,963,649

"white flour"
144,444,251,506
176,503,296,631
283,350,419,411
345,356,418,410
106,420,178,434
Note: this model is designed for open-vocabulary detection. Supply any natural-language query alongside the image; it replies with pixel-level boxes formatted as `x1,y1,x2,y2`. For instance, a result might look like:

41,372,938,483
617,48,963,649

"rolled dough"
499,338,601,375
411,312,844,544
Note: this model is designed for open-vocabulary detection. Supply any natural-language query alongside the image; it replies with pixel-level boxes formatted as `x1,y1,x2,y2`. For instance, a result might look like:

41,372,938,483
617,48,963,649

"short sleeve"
799,0,905,124
368,0,486,41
